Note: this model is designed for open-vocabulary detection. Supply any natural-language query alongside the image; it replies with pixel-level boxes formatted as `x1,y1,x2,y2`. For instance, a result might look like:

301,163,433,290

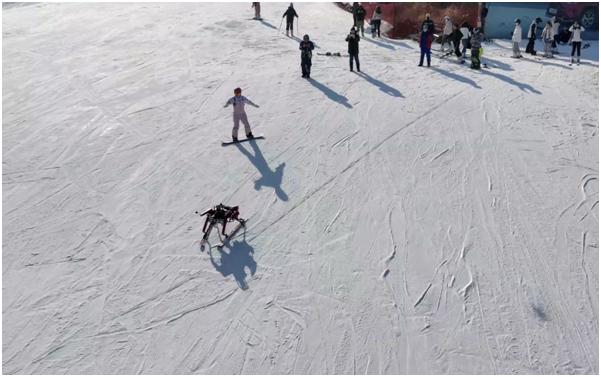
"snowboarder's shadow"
259,19,277,30
306,79,353,108
430,67,481,89
236,140,289,201
479,69,542,94
209,240,256,290
362,36,395,51
355,71,404,97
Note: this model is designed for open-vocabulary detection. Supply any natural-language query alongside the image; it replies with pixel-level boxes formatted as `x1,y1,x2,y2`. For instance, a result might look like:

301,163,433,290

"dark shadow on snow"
355,71,404,97
306,78,353,108
361,36,395,50
521,56,574,70
209,239,256,290
482,57,513,71
259,19,277,30
479,69,542,94
431,67,481,89
235,139,288,201
381,37,414,49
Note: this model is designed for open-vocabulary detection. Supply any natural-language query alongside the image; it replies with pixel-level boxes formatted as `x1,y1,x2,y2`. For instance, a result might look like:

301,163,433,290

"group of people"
351,2,383,38
514,16,586,64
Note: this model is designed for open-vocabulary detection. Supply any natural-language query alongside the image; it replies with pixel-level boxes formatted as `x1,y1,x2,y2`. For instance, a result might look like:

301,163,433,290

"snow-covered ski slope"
2,2,599,374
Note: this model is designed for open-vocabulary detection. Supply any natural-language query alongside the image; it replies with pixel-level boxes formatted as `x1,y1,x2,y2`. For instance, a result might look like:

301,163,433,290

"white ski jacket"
569,25,585,42
460,27,470,40
224,95,258,115
443,17,453,35
512,24,522,43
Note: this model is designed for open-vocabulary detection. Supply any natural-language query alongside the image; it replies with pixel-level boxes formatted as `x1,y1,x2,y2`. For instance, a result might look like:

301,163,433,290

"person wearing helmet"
346,27,360,72
282,3,298,37
569,20,585,65
299,34,315,78
511,18,523,58
223,87,259,142
526,17,541,55
441,15,453,52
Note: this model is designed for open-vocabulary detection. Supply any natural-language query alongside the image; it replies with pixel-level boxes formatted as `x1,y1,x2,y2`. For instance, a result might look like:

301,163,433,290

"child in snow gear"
283,3,298,37
197,204,245,249
441,15,453,51
541,21,554,58
460,22,471,59
526,17,541,55
300,34,315,78
371,6,382,37
418,22,433,67
511,19,523,58
569,21,585,65
224,88,259,142
470,28,484,69
354,3,366,36
346,27,360,71
252,2,261,20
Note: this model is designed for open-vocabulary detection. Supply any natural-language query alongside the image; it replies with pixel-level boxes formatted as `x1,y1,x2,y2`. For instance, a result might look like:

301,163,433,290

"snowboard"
221,136,265,146
216,219,247,248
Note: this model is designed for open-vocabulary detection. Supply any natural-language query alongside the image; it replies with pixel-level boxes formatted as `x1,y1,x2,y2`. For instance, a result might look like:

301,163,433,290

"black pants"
301,54,312,76
571,41,581,57
349,53,360,70
286,19,294,31
552,34,559,48
372,20,381,37
526,37,536,54
419,48,431,66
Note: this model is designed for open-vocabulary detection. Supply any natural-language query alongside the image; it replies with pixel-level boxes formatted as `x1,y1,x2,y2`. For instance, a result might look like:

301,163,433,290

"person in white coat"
224,87,259,142
569,21,585,64
460,22,471,58
511,18,523,58
541,21,554,58
441,15,453,52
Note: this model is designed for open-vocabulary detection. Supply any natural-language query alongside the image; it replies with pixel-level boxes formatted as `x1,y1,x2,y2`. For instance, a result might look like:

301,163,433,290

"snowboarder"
223,87,259,142
197,204,245,248
421,13,435,35
371,5,382,38
346,27,360,71
569,21,585,65
470,27,484,69
282,3,298,37
525,17,541,55
252,2,261,20
460,22,471,59
551,16,560,53
418,21,433,67
541,21,554,58
450,24,464,62
354,3,366,37
299,34,315,78
511,18,523,58
441,15,453,52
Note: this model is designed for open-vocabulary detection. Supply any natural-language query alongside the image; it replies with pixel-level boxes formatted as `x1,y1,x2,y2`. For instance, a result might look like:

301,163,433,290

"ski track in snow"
2,2,599,374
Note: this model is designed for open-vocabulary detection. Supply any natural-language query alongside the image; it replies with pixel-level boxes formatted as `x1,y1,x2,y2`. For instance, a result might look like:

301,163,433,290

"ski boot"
232,136,238,142
246,132,254,139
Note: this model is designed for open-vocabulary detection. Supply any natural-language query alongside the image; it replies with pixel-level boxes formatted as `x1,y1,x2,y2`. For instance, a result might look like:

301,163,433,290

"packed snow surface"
2,2,599,374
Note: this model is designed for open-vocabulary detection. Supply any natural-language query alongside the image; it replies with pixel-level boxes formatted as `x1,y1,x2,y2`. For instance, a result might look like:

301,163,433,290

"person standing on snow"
541,21,554,58
223,88,259,142
352,2,359,26
551,16,560,53
299,34,315,78
525,17,541,55
252,2,261,20
441,15,453,52
450,24,464,62
346,27,361,71
470,27,484,69
418,21,433,67
569,21,585,65
371,6,382,38
282,3,298,37
354,3,366,37
460,22,471,59
511,18,523,58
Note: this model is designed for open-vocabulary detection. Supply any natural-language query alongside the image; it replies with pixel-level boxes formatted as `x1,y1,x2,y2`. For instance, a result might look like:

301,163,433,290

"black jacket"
283,7,298,21
299,40,315,56
346,34,360,54
355,6,366,21
421,18,434,34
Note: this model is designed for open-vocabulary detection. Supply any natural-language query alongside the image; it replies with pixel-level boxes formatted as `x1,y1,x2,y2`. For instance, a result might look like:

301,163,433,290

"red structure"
339,2,481,39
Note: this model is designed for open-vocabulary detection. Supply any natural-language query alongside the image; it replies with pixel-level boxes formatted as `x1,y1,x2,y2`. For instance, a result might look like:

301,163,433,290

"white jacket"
569,25,585,42
224,95,258,114
372,10,382,21
551,18,560,36
443,18,453,35
527,21,537,39
460,27,470,40
541,25,553,42
512,24,522,43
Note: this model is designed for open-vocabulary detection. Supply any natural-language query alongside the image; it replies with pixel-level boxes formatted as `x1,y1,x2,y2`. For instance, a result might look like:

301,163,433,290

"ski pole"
297,17,299,36
278,17,283,33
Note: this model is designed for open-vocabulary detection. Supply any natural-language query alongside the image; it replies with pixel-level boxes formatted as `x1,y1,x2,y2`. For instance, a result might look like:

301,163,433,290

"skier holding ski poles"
197,204,245,250
224,87,259,142
282,3,298,37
